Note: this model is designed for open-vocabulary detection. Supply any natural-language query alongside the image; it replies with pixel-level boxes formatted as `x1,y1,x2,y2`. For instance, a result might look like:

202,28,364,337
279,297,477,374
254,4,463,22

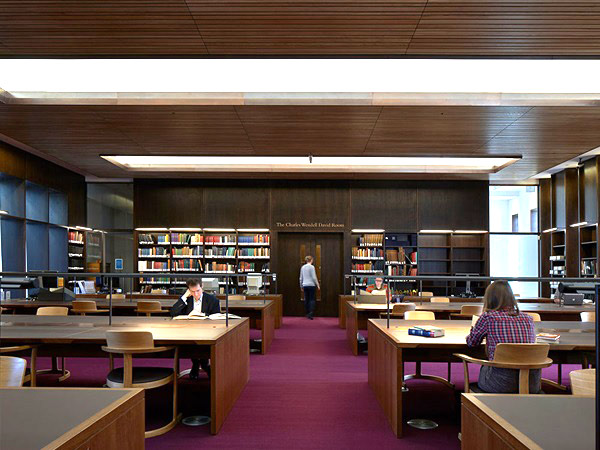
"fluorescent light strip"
542,227,558,233
71,226,93,231
170,228,203,232
420,230,453,233
2,60,600,93
453,230,488,234
204,228,236,232
237,228,270,232
570,222,589,228
102,155,519,174
351,229,385,233
0,210,8,215
135,228,169,232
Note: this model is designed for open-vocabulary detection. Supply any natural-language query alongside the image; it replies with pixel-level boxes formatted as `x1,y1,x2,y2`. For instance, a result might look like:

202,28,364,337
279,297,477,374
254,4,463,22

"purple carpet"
30,317,577,449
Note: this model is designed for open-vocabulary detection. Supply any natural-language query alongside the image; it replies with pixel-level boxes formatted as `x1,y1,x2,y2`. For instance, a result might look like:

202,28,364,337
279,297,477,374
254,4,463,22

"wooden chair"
36,306,70,381
102,330,181,438
570,369,595,396
0,356,27,387
106,294,126,300
379,303,416,319
71,300,108,315
525,312,541,322
403,310,453,388
135,301,169,317
454,343,553,394
419,292,434,297
580,312,595,322
0,345,37,386
450,304,483,320
228,295,246,300
430,297,450,303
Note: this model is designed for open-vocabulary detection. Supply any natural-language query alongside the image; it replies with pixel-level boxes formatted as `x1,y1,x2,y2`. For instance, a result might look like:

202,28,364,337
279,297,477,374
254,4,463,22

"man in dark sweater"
170,278,221,378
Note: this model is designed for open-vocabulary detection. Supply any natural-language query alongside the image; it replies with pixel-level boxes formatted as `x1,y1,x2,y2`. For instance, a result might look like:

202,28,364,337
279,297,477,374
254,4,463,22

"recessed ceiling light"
102,155,520,174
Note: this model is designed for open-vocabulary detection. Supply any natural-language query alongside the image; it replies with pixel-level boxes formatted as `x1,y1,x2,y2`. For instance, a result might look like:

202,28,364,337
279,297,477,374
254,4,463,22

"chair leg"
519,369,530,394
542,364,567,391
462,362,470,393
404,361,455,389
36,356,71,382
30,347,37,387
145,349,182,438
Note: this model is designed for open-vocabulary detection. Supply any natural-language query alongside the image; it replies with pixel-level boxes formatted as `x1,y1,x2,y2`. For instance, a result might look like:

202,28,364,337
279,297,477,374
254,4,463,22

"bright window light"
102,155,519,174
1,60,599,93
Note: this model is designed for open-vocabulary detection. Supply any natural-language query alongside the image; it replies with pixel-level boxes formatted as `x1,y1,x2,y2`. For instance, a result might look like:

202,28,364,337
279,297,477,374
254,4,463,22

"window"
489,186,540,297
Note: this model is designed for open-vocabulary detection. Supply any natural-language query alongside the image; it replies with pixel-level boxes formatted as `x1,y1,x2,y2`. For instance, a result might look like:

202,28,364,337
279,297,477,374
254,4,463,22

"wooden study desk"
0,315,250,435
461,394,595,450
345,300,595,355
367,318,595,438
0,387,144,449
2,298,275,354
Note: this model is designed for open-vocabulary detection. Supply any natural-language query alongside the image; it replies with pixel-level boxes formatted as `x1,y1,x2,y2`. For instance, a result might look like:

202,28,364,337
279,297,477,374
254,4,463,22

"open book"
173,311,242,320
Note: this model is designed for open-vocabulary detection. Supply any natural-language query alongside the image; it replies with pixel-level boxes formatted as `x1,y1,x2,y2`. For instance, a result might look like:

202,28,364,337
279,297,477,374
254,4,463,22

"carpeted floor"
30,316,575,449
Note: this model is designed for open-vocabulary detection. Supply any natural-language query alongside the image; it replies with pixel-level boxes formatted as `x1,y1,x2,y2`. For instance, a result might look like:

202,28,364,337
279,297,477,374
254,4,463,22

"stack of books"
536,332,560,342
408,326,445,338
358,234,383,246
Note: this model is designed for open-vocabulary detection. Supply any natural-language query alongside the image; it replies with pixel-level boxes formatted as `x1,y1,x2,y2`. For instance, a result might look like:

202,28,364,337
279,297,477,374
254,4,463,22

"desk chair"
71,300,108,315
525,312,541,322
430,297,450,303
455,343,552,394
106,294,126,300
378,303,416,319
0,345,37,386
102,330,180,438
403,310,453,388
0,356,27,387
135,301,169,317
450,304,483,320
36,307,71,381
569,369,595,396
579,312,596,368
228,295,246,300
580,312,595,322
419,292,434,297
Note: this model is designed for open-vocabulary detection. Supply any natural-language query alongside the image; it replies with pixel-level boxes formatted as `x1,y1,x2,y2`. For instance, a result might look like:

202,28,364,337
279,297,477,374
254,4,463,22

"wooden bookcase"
578,224,597,277
384,232,418,294
549,230,566,295
450,232,488,296
417,232,452,295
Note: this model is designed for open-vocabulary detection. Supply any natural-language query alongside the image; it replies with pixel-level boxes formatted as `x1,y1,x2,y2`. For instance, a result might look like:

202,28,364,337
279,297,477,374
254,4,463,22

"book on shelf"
409,267,418,276
172,259,202,271
238,247,270,257
352,261,384,272
139,246,168,257
138,261,170,271
238,261,256,272
205,246,236,257
358,234,383,246
68,230,84,243
205,234,236,244
353,247,384,259
410,252,417,263
205,262,235,272
238,234,270,244
171,233,203,244
172,246,203,257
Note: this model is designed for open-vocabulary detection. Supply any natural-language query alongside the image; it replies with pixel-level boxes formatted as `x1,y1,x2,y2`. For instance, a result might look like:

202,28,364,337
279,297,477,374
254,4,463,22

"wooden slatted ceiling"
1,104,600,181
0,1,599,56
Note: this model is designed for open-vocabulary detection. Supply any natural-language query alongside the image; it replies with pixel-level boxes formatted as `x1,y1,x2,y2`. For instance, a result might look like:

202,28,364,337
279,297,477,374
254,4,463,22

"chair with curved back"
569,369,595,396
36,306,70,381
71,300,108,316
580,312,596,369
525,312,541,322
228,295,246,300
379,303,416,319
102,330,181,438
36,306,69,316
0,345,37,386
0,356,27,387
403,310,453,388
450,304,483,320
581,312,595,322
419,292,434,297
430,297,450,303
106,294,126,300
135,301,169,317
455,343,553,394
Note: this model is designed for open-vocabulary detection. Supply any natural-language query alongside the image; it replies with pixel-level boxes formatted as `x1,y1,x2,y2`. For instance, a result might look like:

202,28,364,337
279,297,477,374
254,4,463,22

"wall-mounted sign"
115,258,123,271
275,222,344,229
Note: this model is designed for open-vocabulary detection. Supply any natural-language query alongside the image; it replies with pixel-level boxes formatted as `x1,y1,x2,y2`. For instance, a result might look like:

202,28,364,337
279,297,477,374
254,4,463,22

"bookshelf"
418,232,452,295
351,232,384,275
135,228,271,293
549,229,566,294
578,224,597,278
384,232,418,295
67,227,104,274
67,228,86,272
450,232,488,296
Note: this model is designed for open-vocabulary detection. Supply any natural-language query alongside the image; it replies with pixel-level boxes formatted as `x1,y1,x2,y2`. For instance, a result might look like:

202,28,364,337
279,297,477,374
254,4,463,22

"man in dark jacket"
170,278,221,378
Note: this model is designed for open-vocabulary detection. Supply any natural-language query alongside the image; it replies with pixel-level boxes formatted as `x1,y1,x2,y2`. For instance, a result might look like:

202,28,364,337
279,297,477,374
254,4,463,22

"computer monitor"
246,275,263,295
202,278,219,293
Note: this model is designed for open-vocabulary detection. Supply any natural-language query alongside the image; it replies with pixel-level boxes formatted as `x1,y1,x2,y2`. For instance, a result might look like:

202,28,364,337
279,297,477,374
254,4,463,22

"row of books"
205,247,236,257
139,277,172,285
385,248,404,262
171,233,203,244
87,233,101,246
138,261,170,271
386,265,417,276
205,235,236,244
239,234,270,244
138,233,170,244
238,247,270,257
238,262,257,272
205,262,236,273
358,234,384,246
352,247,384,258
68,244,83,256
172,246,203,256
68,231,84,243
352,261,385,272
173,259,202,271
139,247,168,257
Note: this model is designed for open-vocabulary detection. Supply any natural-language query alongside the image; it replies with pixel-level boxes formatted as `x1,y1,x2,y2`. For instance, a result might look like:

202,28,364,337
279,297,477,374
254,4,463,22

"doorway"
277,232,343,317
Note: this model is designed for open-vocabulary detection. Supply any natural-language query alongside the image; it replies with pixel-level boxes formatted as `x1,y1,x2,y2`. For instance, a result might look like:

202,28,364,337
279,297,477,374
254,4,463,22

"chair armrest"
101,345,176,354
0,345,34,354
453,353,494,367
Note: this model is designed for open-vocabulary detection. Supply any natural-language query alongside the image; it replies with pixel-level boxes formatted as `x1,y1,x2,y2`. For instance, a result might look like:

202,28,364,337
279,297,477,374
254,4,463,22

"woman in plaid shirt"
466,281,539,393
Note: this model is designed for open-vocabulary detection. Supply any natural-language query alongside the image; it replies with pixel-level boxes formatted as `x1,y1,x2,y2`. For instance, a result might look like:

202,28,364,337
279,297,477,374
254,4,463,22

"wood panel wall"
0,141,86,225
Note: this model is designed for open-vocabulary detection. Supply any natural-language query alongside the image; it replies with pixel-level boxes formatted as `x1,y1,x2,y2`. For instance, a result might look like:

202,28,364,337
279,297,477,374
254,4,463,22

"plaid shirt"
466,310,536,360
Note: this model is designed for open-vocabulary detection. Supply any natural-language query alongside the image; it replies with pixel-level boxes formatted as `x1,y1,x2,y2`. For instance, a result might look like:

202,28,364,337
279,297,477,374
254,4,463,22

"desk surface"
348,300,595,314
463,394,595,450
368,319,595,350
2,298,273,310
0,315,249,345
0,387,142,450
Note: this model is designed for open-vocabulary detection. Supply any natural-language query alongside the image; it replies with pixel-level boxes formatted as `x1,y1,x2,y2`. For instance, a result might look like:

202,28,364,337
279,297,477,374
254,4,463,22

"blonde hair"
305,255,313,263
483,281,519,315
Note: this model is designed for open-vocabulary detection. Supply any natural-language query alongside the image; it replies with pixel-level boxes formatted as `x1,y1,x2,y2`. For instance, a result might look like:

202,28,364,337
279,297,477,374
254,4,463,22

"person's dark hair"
483,281,519,315
305,255,313,263
186,278,202,288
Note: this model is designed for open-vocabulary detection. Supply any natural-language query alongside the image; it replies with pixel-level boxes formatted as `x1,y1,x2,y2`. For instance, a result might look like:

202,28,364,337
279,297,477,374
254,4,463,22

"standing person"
300,255,320,320
466,280,539,393
170,278,221,379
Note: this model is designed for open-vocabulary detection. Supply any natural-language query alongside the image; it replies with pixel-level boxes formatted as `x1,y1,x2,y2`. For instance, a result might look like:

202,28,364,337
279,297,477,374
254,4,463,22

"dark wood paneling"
0,141,86,225
565,168,579,277
553,172,566,229
134,179,203,227
539,178,552,297
350,182,418,231
582,158,598,223
202,181,269,228
418,181,488,230
2,1,599,57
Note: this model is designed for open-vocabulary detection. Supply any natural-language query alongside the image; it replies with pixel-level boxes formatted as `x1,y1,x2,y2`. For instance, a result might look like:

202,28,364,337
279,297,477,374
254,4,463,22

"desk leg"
261,304,275,355
345,302,359,356
210,321,250,434
368,321,404,438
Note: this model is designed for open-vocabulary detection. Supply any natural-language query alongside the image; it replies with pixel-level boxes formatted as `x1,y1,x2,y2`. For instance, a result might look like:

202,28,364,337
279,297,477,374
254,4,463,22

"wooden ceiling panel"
1,104,600,181
187,1,425,54
0,0,598,56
